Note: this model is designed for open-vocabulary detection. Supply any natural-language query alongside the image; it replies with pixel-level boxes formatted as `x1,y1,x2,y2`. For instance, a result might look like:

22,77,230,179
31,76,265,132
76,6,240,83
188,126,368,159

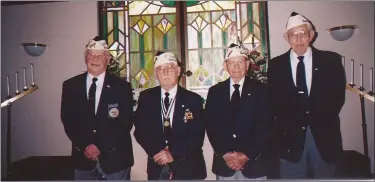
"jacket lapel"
172,86,185,130
309,47,321,99
96,73,111,118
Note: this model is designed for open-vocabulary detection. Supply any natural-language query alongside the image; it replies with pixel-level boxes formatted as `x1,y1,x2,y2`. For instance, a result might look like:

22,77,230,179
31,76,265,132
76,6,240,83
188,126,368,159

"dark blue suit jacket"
60,72,134,174
134,86,207,180
205,76,272,178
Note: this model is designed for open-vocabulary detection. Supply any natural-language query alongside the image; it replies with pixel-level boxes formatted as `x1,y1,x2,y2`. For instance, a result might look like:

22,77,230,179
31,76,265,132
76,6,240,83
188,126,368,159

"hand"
224,152,249,171
84,144,100,160
153,148,174,166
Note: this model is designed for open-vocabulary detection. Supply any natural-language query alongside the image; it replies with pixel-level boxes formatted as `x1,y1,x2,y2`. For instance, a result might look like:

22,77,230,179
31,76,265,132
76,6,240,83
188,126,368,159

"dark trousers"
280,127,335,179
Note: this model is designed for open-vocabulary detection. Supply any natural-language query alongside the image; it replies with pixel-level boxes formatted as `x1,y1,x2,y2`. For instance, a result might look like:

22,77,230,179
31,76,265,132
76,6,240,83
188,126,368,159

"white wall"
1,1,98,177
1,1,374,180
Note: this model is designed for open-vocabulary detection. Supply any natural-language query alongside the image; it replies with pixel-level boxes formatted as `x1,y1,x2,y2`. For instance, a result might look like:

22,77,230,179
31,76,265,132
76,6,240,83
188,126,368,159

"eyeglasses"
288,30,310,40
87,53,106,60
226,60,247,67
156,64,177,74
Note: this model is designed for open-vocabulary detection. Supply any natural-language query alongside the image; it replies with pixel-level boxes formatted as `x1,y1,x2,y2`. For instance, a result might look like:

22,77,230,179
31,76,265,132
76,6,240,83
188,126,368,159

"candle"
342,56,345,69
350,59,354,85
31,63,35,86
6,75,10,97
23,67,28,90
360,64,363,88
370,67,373,92
15,72,20,94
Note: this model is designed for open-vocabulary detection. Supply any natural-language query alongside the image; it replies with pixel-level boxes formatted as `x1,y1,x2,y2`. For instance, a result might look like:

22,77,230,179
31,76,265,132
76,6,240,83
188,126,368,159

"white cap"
154,52,177,68
286,12,311,32
85,36,109,50
224,45,249,61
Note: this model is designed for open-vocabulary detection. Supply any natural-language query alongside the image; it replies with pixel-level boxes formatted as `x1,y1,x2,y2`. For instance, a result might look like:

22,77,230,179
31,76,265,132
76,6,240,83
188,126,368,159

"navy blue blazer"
60,72,134,174
134,86,207,180
267,47,346,163
205,76,272,178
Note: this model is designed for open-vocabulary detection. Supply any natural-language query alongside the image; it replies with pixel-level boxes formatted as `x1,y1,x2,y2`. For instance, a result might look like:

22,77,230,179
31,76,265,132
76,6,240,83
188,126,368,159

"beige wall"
1,1,374,179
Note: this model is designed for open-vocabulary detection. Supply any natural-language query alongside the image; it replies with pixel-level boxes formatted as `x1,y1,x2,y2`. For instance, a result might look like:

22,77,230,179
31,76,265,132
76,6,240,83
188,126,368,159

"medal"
161,97,176,128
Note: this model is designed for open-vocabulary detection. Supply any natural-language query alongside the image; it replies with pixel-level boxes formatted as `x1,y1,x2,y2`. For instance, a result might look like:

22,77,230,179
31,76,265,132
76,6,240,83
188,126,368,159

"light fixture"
327,25,359,41
21,43,47,57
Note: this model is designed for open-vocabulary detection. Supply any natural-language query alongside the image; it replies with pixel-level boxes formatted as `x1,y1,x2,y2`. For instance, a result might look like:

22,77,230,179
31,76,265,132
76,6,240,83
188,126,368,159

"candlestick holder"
358,86,365,92
368,91,374,96
346,85,374,102
349,83,356,88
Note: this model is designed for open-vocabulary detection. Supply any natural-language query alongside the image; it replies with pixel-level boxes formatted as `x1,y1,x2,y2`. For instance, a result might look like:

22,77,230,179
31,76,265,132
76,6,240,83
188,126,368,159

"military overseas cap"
154,52,178,68
85,36,109,50
224,43,250,61
285,12,312,32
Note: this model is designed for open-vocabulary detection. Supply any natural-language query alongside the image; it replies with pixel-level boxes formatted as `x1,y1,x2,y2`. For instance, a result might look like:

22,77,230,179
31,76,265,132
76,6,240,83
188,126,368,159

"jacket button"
305,111,310,114
93,130,96,133
302,127,306,130
233,134,236,138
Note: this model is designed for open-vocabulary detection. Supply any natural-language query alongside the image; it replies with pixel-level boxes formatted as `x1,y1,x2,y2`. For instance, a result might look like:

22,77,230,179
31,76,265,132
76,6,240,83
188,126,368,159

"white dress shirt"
229,76,245,99
86,72,105,114
290,47,313,95
161,84,178,127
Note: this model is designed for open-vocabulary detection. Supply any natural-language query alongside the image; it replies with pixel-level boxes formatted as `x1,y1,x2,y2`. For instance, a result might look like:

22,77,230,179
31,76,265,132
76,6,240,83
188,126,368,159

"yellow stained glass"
201,1,222,11
118,11,124,33
159,7,177,14
215,1,235,10
108,31,114,47
187,4,204,12
253,3,259,25
156,18,173,34
107,12,113,36
129,1,149,15
134,19,150,35
153,27,164,50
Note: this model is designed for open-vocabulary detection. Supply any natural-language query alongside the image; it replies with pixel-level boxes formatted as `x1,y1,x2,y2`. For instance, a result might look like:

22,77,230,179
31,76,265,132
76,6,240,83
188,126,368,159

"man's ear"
223,61,228,72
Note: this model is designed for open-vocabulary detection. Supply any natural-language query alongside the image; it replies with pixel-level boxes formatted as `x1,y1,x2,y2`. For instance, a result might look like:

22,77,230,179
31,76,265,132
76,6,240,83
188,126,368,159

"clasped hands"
85,144,101,160
153,148,174,166
223,152,249,171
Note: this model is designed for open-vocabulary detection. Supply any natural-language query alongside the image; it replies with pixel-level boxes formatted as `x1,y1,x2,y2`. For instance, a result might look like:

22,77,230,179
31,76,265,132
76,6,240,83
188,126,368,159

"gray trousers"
74,161,131,180
280,127,335,179
217,171,267,180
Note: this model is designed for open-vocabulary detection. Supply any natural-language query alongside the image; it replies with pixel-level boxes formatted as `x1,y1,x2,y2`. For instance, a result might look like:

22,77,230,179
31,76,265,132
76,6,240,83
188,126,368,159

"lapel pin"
182,105,184,108
248,93,251,96
314,68,318,71
107,85,110,88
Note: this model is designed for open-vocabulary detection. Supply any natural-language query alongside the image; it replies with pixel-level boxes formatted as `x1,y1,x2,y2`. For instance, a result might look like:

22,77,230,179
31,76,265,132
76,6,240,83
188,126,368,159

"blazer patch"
108,103,119,119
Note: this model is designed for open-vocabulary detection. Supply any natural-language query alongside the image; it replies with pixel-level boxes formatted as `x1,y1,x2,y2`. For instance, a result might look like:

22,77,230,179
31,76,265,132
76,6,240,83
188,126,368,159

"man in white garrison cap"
134,51,207,180
60,36,135,180
205,42,272,180
267,12,346,179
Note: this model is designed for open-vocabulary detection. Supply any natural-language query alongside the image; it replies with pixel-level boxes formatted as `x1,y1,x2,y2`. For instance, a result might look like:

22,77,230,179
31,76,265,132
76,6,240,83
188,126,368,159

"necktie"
296,56,308,98
89,77,98,114
164,92,170,110
231,84,241,117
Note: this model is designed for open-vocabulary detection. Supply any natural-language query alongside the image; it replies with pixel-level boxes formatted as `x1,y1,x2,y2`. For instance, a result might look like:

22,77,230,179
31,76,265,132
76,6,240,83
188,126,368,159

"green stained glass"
99,1,269,91
130,29,139,52
153,27,164,50
167,26,177,50
143,27,153,51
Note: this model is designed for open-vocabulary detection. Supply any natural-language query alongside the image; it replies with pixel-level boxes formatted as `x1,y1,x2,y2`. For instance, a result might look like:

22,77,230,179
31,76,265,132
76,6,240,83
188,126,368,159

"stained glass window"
98,1,269,93
185,1,269,92
99,1,177,89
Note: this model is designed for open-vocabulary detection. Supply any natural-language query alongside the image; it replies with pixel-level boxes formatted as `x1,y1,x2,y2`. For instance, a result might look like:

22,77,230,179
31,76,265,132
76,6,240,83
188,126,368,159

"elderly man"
60,36,134,180
205,43,272,180
133,51,207,180
267,12,346,179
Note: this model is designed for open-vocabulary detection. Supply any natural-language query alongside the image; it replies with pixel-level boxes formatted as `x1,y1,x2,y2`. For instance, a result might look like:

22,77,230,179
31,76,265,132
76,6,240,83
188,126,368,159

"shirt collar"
161,84,178,98
88,71,106,83
290,47,312,62
230,76,245,88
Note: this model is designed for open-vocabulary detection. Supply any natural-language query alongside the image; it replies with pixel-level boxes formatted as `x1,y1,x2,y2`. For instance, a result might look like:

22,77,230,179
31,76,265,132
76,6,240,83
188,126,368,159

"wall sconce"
21,43,47,57
326,25,359,41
